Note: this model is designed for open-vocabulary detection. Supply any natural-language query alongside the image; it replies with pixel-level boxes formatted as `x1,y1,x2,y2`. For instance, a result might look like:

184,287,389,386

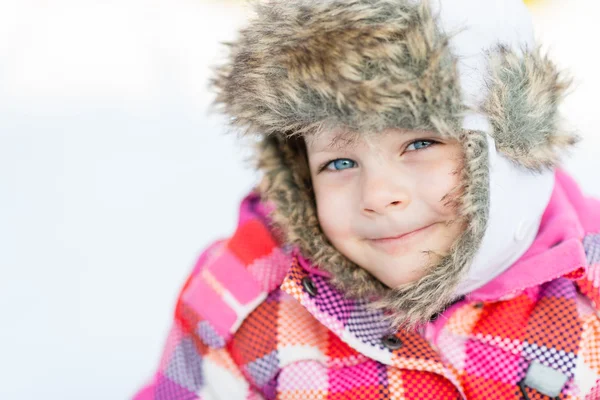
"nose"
360,171,411,216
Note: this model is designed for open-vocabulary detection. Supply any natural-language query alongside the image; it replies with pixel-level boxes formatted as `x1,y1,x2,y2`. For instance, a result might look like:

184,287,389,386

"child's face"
306,128,465,288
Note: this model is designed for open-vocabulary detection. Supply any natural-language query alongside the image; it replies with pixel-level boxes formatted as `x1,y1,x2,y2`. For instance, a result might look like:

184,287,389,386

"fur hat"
210,0,577,328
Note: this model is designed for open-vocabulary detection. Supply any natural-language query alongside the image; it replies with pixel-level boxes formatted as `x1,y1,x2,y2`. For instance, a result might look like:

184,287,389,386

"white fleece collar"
455,115,555,296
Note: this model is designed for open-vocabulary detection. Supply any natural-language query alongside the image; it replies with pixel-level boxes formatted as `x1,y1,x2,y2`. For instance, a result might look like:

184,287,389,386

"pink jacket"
134,169,600,399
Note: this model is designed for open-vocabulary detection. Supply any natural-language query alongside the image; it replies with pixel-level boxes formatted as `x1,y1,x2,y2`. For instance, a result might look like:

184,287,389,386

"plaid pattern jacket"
134,170,600,399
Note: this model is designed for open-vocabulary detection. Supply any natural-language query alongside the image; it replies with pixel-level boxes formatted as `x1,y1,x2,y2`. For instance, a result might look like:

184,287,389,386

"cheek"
314,183,354,243
417,155,462,215
314,186,341,237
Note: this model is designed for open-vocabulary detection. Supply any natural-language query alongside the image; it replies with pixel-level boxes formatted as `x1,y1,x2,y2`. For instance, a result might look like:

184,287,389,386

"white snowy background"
1,0,598,398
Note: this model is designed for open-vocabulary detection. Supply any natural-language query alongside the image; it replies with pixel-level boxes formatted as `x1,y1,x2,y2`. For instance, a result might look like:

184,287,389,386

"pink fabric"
238,189,275,228
206,251,263,305
294,249,333,278
556,169,600,232
181,276,236,336
191,240,225,276
468,169,589,301
132,383,153,400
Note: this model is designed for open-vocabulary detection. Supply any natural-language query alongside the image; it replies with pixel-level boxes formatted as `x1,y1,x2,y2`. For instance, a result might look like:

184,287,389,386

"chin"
358,253,428,288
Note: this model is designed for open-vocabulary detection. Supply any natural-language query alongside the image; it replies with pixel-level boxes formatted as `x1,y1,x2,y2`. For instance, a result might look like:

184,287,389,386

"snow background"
1,0,598,398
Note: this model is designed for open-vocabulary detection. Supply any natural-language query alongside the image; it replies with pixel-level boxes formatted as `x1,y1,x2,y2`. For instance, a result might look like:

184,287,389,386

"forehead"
305,128,360,152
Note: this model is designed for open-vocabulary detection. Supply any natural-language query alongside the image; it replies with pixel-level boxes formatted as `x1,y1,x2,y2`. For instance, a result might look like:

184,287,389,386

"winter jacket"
134,169,600,399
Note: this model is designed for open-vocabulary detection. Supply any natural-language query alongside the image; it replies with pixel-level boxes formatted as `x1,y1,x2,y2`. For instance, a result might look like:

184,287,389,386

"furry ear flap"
482,45,579,171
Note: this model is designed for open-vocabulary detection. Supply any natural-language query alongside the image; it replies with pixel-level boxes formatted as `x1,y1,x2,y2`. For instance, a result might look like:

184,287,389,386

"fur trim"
211,0,464,138
483,45,579,171
210,0,575,329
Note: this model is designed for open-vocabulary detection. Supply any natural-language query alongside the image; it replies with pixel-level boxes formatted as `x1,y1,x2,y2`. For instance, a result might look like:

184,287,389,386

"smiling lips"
368,223,436,253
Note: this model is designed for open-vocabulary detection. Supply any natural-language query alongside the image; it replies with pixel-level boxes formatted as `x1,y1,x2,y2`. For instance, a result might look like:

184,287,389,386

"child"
134,0,600,398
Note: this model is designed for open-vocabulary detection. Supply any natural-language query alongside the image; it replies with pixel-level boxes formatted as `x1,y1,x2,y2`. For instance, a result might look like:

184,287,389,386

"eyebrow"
309,133,359,153
309,129,444,153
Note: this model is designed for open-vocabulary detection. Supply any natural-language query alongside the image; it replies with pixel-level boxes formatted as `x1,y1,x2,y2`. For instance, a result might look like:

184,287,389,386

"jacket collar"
467,169,588,301
280,255,464,393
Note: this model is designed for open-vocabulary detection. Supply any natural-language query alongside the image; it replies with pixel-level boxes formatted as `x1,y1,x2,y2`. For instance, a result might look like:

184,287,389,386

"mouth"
367,223,436,253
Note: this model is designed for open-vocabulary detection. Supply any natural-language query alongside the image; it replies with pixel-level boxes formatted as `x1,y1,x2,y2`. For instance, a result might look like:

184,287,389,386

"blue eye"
325,158,356,171
406,140,434,151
